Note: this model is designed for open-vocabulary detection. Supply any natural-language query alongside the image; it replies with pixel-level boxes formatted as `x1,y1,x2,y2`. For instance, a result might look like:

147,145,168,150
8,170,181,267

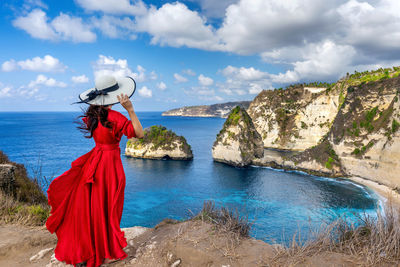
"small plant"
325,157,334,169
392,119,400,133
352,148,361,155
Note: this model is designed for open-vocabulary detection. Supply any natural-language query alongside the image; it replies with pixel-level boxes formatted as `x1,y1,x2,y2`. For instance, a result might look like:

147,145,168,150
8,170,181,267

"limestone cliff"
125,125,193,160
247,82,345,151
327,74,400,189
162,101,251,118
215,67,400,189
212,106,263,167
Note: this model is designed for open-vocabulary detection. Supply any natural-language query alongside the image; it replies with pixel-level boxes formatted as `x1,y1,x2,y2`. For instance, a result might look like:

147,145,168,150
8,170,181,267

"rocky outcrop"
0,164,16,196
0,151,47,204
125,125,193,160
162,101,251,118
215,67,400,189
327,75,400,189
212,106,264,167
247,83,344,151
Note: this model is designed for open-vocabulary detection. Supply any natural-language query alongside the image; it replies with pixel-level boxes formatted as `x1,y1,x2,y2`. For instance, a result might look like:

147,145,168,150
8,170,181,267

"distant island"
162,101,251,118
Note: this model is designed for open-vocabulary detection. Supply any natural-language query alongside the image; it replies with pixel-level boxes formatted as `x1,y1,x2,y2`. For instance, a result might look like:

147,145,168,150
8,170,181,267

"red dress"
45,109,136,267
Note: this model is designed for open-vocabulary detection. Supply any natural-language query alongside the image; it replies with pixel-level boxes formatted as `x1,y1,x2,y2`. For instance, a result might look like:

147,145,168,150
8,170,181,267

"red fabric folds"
45,109,135,267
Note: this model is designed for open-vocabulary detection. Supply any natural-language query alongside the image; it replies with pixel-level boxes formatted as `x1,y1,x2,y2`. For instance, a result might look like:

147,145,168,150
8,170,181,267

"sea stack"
212,106,264,167
125,125,193,160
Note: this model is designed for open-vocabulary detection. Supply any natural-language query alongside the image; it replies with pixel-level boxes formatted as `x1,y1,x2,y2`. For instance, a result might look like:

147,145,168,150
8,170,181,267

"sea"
0,111,381,244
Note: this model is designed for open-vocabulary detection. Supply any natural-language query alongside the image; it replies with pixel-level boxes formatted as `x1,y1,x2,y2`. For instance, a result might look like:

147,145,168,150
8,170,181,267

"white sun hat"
74,75,136,106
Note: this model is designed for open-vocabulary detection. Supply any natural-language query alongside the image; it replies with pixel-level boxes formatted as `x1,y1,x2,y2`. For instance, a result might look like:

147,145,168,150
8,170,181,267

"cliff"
125,125,193,160
162,101,251,118
247,82,345,151
214,67,400,189
212,106,263,167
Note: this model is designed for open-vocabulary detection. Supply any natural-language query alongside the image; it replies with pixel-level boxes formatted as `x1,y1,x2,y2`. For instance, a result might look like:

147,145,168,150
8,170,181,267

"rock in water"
212,106,264,167
125,125,193,160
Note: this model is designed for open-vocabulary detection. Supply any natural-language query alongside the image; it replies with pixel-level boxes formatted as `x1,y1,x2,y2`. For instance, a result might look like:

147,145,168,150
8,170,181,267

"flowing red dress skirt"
45,110,136,267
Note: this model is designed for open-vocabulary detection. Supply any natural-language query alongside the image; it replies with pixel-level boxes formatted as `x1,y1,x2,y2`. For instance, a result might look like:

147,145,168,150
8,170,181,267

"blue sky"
1,0,400,111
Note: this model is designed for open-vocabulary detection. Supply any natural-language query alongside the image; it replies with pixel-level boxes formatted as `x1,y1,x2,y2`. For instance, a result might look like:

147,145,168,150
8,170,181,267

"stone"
0,164,16,196
30,247,54,262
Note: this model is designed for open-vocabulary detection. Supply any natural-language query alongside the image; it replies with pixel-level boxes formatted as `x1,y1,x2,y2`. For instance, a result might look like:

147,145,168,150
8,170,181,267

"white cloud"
222,66,268,81
2,55,66,72
75,0,147,16
138,85,152,97
149,70,157,80
217,0,337,55
13,9,96,43
135,2,223,50
198,74,213,86
1,60,18,72
182,69,196,76
174,73,188,83
51,13,96,43
218,65,272,95
92,55,147,82
13,9,57,40
28,74,67,88
71,75,89,83
17,87,40,98
22,0,48,10
157,81,167,90
0,86,12,98
90,15,136,39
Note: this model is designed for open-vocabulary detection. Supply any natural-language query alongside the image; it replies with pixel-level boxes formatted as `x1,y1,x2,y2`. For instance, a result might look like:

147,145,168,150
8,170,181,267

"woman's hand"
117,93,134,112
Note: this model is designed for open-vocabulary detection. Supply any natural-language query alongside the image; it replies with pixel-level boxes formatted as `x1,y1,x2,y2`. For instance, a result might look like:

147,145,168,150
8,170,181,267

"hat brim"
78,76,136,106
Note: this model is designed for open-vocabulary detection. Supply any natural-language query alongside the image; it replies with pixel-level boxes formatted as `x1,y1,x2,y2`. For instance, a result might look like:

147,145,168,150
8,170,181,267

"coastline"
250,162,400,212
348,176,400,210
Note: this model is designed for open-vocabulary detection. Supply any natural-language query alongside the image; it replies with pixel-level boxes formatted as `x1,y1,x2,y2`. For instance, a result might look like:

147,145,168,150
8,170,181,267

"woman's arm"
117,93,144,138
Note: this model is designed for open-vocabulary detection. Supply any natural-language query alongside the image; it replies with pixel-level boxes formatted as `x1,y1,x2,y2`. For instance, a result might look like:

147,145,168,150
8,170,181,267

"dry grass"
270,196,400,266
188,200,254,238
0,190,50,226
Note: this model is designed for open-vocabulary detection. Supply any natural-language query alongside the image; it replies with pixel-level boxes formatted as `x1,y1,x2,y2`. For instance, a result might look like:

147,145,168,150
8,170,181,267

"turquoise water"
0,111,380,243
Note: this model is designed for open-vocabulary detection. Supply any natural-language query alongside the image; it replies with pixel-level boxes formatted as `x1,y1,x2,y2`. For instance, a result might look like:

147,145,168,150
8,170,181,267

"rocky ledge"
162,101,251,118
212,106,264,167
125,125,193,160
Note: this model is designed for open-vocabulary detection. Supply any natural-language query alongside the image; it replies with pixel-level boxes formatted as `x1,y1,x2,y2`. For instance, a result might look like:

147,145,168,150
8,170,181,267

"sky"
1,0,400,111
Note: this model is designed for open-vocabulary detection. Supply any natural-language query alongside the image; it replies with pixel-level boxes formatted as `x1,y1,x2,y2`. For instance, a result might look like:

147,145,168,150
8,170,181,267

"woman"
45,75,144,267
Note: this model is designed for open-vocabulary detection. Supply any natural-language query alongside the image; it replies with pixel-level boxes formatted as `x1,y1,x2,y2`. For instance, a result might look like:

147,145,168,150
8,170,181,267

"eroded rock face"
212,106,264,167
328,76,400,188
247,84,344,151
125,125,193,160
216,68,400,189
251,70,400,188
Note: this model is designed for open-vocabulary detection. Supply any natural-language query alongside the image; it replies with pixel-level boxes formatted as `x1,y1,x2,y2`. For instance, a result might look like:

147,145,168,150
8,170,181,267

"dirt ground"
0,219,362,267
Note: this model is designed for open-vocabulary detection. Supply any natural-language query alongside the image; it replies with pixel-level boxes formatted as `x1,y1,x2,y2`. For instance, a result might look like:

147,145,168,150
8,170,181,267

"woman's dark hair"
76,104,113,138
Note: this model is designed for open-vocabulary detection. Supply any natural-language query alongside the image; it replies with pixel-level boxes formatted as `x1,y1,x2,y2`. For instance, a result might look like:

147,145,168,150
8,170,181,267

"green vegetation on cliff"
127,125,192,154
